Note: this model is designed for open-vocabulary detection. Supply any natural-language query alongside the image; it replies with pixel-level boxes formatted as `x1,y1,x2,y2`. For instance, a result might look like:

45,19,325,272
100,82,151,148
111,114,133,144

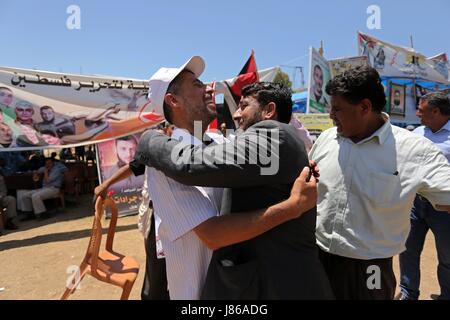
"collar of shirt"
416,119,450,136
434,119,450,134
336,112,391,145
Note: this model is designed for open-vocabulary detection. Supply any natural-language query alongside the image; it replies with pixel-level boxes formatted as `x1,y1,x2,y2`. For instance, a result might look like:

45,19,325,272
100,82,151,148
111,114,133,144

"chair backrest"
66,162,87,180
62,171,77,194
86,164,98,180
84,196,118,276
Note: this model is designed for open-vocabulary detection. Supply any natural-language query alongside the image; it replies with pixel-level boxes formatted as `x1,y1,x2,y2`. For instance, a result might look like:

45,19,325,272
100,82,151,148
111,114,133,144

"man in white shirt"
309,66,450,299
399,92,450,300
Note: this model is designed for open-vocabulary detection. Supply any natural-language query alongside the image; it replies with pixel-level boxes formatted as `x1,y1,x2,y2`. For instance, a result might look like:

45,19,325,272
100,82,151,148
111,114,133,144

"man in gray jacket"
136,82,333,299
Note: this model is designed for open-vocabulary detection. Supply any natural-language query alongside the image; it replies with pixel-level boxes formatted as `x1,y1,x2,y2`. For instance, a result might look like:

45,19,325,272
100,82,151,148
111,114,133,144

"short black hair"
325,65,387,113
117,135,138,145
40,130,57,137
420,92,450,116
40,105,54,112
241,82,293,123
314,64,322,73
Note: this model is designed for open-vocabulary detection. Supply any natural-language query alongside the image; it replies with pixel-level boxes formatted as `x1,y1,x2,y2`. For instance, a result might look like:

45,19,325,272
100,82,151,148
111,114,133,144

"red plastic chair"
61,196,139,300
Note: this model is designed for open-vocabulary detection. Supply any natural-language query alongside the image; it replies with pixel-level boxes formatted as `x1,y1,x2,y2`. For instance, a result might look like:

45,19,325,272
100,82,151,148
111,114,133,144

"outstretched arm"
135,124,302,188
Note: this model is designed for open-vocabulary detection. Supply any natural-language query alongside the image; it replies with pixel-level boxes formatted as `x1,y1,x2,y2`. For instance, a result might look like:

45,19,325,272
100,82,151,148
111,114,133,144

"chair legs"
59,193,65,209
120,281,134,300
61,264,88,300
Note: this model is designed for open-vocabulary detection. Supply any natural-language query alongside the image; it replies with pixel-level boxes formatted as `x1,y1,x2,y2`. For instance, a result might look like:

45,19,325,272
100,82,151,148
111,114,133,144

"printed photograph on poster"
390,83,406,116
414,84,431,107
97,133,144,216
308,48,331,114
0,68,165,152
329,56,369,78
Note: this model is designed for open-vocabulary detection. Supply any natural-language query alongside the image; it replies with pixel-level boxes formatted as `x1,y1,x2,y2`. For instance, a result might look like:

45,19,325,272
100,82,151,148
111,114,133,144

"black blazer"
136,120,333,299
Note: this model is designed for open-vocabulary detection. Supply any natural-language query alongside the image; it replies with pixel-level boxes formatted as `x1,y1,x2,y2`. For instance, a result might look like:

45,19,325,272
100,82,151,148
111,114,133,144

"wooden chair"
61,196,140,300
62,171,80,202
84,164,99,194
51,189,66,209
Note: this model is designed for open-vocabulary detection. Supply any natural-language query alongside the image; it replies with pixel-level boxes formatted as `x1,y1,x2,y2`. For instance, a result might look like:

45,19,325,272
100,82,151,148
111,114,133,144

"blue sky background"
1,0,449,87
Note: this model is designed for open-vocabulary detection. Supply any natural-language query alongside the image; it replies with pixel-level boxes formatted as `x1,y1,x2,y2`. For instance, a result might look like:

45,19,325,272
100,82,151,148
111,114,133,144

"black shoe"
5,219,19,230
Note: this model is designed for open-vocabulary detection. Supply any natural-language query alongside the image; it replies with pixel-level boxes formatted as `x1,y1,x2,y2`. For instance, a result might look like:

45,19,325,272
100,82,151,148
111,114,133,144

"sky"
1,0,449,88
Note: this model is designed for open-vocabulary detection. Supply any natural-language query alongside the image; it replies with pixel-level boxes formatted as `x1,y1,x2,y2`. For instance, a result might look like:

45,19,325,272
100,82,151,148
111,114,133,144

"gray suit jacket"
136,120,333,299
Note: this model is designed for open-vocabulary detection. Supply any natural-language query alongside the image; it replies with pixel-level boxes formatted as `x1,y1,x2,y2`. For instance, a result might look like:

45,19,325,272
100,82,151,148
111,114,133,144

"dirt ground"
0,194,441,300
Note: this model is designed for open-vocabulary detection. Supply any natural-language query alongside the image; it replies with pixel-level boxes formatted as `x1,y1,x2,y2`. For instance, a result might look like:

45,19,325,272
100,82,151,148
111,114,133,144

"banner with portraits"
0,66,164,151
307,48,332,114
427,53,450,82
97,133,145,217
358,32,449,84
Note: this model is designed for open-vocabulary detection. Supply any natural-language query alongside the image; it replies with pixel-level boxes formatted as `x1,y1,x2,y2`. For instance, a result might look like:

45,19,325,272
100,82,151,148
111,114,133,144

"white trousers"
17,187,60,215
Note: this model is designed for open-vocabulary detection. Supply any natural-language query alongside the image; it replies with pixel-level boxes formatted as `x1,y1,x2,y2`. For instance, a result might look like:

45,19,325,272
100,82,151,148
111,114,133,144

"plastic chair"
61,196,139,300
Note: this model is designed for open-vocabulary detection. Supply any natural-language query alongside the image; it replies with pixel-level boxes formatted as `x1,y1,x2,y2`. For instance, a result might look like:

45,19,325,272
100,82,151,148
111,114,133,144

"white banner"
0,66,164,151
358,32,449,84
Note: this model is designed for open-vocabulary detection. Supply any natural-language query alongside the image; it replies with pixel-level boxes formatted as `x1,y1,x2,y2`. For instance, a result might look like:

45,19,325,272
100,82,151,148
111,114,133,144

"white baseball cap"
147,56,205,118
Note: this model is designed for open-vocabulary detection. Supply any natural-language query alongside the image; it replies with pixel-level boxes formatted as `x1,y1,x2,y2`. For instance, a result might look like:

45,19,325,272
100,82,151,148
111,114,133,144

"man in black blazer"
136,82,333,299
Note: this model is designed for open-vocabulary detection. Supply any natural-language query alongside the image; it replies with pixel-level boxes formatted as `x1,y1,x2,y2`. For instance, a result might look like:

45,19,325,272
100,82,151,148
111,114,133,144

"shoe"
4,219,19,230
430,294,440,300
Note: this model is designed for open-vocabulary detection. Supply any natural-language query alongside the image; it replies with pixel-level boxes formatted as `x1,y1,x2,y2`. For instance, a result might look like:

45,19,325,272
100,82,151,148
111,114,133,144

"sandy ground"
0,194,441,300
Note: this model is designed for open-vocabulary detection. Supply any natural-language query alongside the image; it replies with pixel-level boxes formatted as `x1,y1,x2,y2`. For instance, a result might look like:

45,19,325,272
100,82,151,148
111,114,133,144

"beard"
241,112,264,131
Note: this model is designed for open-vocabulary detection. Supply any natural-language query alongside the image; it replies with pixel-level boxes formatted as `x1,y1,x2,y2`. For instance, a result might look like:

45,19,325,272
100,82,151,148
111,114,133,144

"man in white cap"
96,56,319,299
135,75,334,297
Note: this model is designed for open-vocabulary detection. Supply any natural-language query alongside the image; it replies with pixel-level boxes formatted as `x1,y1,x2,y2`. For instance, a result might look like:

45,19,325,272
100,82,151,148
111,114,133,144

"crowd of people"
93,56,449,300
1,55,449,300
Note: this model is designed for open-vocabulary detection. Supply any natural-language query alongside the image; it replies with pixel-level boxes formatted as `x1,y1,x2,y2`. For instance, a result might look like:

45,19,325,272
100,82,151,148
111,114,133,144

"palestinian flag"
210,51,259,131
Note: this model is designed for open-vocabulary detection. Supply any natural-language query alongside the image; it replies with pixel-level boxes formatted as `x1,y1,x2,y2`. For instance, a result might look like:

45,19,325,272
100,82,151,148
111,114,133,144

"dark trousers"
399,196,450,300
141,214,170,300
319,249,396,300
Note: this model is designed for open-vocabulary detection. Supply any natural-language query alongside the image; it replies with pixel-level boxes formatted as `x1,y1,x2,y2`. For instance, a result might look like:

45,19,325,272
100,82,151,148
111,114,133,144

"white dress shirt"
144,128,224,299
309,113,450,260
413,119,450,162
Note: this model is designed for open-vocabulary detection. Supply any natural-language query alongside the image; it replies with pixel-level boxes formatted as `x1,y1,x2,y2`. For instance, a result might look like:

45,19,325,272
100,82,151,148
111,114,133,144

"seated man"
19,157,67,219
